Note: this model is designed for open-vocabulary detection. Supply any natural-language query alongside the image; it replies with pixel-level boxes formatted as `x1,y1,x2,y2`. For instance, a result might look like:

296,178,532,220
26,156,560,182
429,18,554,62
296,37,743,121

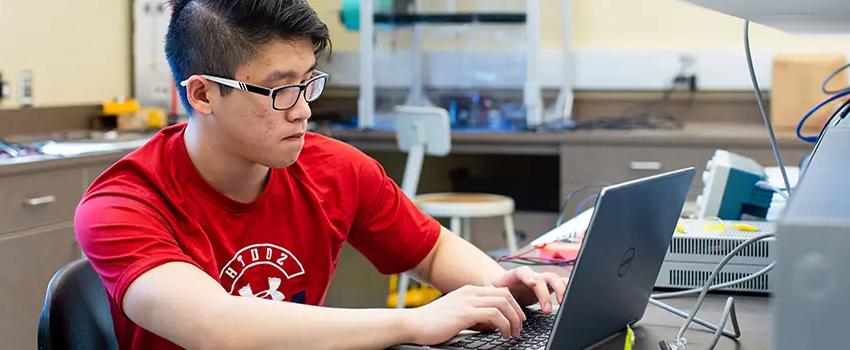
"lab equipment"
395,168,694,350
350,0,575,130
695,150,774,220
656,218,777,294
531,207,594,247
681,2,850,349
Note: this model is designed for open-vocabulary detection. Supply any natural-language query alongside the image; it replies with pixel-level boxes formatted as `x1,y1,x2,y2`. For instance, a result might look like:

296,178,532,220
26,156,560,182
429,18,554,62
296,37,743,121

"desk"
621,294,771,350
323,122,811,214
506,263,772,350
322,123,811,248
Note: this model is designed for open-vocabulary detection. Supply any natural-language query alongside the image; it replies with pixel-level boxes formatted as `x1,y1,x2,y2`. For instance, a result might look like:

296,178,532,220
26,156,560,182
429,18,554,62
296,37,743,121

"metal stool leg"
461,217,472,242
503,214,518,253
397,274,409,308
450,216,462,239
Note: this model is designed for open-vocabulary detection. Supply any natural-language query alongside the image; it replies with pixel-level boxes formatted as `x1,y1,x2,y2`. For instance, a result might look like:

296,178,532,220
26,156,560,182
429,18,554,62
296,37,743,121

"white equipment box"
656,218,776,293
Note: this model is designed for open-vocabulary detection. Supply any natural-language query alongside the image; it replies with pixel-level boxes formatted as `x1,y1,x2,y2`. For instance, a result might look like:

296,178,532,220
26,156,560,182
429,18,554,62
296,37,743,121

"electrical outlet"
0,71,8,103
673,74,698,92
19,70,33,107
672,55,698,92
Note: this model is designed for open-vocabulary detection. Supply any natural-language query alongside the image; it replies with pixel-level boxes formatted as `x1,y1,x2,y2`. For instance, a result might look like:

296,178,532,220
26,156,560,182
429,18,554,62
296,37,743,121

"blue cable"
796,90,850,143
574,193,599,216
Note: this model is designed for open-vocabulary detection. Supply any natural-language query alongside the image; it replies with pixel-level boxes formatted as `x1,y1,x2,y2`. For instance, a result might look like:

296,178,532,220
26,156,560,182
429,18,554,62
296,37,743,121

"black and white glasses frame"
179,70,329,111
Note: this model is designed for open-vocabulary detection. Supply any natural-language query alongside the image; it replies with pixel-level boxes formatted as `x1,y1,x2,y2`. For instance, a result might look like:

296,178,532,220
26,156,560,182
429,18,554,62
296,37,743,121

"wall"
314,0,850,51
311,0,850,90
0,0,132,109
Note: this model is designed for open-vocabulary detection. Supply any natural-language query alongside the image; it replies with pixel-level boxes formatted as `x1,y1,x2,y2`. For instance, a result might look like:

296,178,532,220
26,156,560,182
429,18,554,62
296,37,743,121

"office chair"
38,258,118,350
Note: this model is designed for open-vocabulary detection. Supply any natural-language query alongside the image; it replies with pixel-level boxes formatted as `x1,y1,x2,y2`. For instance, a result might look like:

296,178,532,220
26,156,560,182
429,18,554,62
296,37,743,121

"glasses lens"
273,86,301,110
305,76,326,102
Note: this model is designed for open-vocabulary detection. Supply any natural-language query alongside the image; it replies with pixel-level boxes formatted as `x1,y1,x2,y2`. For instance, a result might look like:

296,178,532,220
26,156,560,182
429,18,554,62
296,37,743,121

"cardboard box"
771,53,848,131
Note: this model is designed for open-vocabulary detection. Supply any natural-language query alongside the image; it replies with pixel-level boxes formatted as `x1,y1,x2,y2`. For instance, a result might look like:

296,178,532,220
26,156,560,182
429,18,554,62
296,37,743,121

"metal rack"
357,0,574,130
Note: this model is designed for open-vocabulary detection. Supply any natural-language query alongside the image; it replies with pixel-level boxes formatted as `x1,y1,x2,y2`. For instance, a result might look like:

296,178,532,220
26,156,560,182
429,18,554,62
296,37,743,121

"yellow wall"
0,0,131,109
1,0,843,109
313,0,850,52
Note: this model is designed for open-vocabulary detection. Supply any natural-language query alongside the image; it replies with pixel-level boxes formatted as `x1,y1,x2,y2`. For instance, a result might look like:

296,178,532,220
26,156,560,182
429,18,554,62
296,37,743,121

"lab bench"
322,122,812,218
0,151,130,350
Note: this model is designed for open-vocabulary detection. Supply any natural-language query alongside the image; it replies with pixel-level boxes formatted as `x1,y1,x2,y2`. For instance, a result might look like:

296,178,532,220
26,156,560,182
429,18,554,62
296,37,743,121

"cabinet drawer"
0,167,85,233
0,223,80,350
84,161,115,188
560,145,713,185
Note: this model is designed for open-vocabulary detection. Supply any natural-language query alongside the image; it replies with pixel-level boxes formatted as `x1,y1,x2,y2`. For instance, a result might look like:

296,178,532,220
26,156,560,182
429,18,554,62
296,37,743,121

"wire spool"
340,0,394,31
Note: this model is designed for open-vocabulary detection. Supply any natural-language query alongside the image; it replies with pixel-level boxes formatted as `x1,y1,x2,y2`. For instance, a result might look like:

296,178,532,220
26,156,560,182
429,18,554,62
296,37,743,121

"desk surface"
507,264,772,350
323,122,808,152
619,294,771,350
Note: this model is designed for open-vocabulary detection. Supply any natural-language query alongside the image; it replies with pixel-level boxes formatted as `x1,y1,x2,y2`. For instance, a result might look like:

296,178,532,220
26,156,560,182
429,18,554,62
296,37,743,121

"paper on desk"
530,208,594,246
40,139,147,157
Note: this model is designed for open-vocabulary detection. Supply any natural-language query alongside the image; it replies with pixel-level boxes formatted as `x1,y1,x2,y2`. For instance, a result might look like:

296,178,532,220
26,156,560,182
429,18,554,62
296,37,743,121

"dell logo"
618,247,636,277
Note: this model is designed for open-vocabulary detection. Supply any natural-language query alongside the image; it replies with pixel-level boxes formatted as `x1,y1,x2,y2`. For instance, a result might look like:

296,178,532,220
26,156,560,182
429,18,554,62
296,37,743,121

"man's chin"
264,157,298,169
260,150,301,168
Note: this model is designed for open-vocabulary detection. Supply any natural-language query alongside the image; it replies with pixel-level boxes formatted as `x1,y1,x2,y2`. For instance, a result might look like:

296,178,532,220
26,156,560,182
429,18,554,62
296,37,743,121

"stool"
394,192,518,308
390,106,520,308
416,193,518,253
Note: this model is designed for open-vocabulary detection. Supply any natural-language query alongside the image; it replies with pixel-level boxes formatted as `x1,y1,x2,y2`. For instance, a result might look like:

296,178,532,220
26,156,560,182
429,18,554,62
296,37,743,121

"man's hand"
489,266,568,314
403,285,527,345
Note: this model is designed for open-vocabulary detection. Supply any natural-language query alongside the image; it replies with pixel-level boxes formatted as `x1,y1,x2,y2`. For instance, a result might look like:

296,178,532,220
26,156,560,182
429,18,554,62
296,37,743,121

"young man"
75,1,567,349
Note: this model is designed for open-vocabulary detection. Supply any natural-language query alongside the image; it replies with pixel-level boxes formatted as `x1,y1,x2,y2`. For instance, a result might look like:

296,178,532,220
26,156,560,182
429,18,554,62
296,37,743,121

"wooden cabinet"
0,224,79,350
0,167,85,233
0,157,118,350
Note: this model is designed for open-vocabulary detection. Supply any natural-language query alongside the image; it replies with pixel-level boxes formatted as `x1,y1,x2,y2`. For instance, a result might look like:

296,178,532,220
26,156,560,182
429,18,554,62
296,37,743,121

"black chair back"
38,259,118,350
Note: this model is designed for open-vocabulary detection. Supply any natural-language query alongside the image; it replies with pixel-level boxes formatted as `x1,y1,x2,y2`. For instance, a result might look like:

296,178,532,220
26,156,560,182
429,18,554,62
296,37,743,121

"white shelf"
686,0,850,34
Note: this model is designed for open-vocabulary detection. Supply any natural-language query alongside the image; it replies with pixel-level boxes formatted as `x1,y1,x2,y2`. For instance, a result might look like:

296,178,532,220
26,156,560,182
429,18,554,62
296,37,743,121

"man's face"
208,38,316,168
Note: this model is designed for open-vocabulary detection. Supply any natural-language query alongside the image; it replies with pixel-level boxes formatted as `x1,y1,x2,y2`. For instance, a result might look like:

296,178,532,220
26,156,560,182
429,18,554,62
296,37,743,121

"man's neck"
183,120,270,203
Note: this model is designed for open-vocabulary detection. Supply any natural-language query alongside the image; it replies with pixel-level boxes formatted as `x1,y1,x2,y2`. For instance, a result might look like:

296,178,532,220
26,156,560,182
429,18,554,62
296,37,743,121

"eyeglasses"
180,70,329,111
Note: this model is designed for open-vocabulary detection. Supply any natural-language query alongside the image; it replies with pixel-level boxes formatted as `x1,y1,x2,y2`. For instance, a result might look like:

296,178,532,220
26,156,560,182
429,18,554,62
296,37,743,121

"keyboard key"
466,341,487,349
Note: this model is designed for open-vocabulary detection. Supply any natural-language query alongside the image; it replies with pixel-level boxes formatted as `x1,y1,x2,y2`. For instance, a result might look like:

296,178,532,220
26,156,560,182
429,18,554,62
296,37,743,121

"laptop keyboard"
446,311,556,350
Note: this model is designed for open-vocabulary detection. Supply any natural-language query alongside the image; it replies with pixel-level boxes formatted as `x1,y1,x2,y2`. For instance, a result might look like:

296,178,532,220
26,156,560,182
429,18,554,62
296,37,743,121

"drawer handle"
630,161,663,171
23,195,57,207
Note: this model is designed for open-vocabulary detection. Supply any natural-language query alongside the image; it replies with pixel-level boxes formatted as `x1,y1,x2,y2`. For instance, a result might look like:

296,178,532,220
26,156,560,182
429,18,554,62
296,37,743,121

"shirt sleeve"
347,157,442,275
74,194,200,314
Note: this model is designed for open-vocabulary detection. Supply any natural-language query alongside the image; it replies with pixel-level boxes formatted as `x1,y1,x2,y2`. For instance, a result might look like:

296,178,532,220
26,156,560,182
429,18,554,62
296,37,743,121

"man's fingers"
472,297,523,337
470,286,525,322
473,308,513,339
516,268,553,313
531,275,552,313
542,272,567,304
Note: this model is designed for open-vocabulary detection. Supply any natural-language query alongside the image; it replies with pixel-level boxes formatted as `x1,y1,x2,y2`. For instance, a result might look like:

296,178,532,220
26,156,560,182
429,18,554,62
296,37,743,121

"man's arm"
409,226,568,313
124,262,411,349
124,260,527,349
407,226,506,291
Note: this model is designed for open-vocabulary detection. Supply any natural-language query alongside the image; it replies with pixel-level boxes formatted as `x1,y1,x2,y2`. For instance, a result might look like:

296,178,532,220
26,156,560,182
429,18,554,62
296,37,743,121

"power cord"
744,20,793,195
755,180,789,199
794,89,850,143
496,244,575,267
653,233,775,350
804,98,850,169
821,63,850,95
554,185,604,228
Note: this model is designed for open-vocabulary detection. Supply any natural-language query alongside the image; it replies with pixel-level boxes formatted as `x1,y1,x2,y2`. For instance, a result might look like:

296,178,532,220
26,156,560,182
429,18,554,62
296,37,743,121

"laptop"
395,167,695,350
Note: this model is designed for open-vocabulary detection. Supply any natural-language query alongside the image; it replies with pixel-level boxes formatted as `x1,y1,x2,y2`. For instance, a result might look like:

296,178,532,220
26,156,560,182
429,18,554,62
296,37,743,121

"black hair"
165,0,331,114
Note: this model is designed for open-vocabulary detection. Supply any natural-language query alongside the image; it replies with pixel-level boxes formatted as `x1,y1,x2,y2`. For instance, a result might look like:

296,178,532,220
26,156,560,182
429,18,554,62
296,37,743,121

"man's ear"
184,76,215,116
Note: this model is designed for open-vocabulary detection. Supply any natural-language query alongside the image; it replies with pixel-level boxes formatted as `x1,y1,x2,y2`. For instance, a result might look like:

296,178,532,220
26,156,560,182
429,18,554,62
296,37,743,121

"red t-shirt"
75,123,441,349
